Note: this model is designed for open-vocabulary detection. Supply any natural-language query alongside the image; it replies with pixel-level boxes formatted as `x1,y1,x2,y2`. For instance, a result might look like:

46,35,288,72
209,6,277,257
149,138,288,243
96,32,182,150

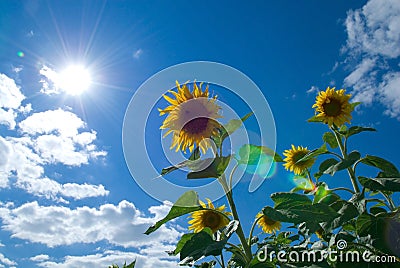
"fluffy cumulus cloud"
0,252,17,268
0,200,180,248
0,74,25,129
0,74,107,200
33,250,178,268
343,0,400,119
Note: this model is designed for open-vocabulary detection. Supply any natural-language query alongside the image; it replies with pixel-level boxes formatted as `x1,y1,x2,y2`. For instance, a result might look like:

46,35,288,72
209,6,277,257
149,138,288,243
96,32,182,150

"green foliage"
187,156,231,179
144,191,202,235
134,96,400,268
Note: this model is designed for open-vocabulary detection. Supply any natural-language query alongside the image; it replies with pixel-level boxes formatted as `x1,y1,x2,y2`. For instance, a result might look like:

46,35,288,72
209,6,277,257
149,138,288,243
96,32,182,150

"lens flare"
17,51,24,57
288,174,315,192
241,153,277,178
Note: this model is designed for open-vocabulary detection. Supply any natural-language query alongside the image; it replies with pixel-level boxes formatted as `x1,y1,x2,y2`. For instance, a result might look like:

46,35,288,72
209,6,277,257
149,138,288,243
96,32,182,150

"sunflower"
283,145,315,175
315,228,324,239
256,212,281,234
159,81,222,153
188,199,231,233
312,87,353,127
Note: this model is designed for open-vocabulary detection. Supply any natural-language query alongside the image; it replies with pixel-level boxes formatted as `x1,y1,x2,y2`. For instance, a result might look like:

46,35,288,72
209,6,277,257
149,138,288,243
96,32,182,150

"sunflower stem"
220,174,252,262
248,215,263,247
332,127,360,193
381,192,396,211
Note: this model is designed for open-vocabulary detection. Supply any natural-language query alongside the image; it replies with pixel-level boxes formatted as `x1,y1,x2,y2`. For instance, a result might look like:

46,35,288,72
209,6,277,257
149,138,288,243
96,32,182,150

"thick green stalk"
332,128,360,193
219,175,252,261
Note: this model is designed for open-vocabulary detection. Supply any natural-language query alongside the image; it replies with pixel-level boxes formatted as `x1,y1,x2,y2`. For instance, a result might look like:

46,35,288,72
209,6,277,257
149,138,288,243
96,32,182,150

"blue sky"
0,0,399,267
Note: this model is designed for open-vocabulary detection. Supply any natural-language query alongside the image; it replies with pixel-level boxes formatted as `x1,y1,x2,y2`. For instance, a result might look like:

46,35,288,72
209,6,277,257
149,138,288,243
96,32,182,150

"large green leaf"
144,191,202,235
296,144,328,164
313,183,340,205
322,200,359,232
237,144,283,164
359,176,400,192
187,156,231,179
161,147,200,176
307,115,324,123
314,158,339,179
271,192,311,210
324,151,361,176
323,132,338,149
169,233,195,255
263,203,339,225
179,229,227,264
360,155,399,176
344,126,376,138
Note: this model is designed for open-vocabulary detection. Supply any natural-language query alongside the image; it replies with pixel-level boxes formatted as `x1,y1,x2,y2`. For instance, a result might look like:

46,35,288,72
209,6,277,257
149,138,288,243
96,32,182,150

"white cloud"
0,200,181,248
0,253,17,267
18,109,106,167
35,250,178,268
0,74,25,109
380,72,400,119
306,86,319,94
0,73,25,129
133,49,143,59
1,135,108,200
345,0,400,58
39,66,62,95
30,254,50,262
19,109,85,137
344,57,376,87
343,0,400,117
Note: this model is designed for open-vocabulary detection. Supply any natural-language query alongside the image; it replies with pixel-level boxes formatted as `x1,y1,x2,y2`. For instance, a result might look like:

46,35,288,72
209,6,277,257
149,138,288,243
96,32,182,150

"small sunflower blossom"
256,212,281,234
188,199,232,233
159,81,222,153
315,228,324,239
312,87,353,127
283,145,316,175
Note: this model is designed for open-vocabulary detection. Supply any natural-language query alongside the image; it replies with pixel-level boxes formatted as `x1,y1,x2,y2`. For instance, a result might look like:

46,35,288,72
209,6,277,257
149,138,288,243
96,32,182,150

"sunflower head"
312,87,353,127
188,199,231,233
256,212,281,234
315,228,324,239
159,81,222,154
283,145,315,175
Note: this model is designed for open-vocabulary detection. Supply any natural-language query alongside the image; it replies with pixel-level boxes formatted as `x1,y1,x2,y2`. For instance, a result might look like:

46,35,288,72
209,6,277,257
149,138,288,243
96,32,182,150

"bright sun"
58,65,91,95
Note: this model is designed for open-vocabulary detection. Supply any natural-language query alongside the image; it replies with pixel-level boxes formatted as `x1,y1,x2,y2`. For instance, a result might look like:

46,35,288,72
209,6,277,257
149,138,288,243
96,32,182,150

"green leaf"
296,144,328,164
324,151,361,176
170,233,195,255
345,126,376,138
360,155,399,176
161,148,200,176
314,158,339,179
179,229,227,264
359,176,400,192
187,156,231,179
350,102,361,110
237,144,283,164
123,260,136,268
144,191,201,235
313,183,340,205
307,115,324,123
263,203,339,225
370,207,387,216
323,132,338,149
271,192,312,210
322,201,359,232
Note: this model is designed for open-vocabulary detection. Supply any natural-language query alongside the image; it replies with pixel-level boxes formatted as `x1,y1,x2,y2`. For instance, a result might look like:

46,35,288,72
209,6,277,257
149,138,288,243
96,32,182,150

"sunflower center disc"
323,99,342,116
